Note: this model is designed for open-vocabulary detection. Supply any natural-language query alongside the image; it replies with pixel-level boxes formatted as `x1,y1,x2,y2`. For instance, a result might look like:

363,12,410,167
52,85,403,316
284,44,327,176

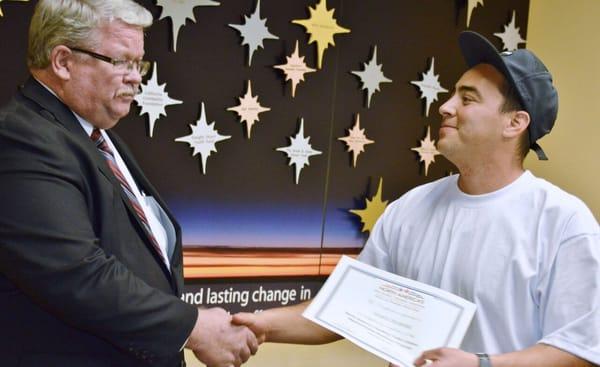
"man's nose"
438,96,454,117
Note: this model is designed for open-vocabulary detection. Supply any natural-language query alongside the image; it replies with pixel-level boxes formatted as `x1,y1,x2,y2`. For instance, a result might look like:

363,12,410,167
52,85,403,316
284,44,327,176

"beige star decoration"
350,178,389,233
0,0,28,17
274,40,316,97
411,126,440,176
467,0,484,27
227,80,270,139
292,0,350,69
338,114,374,168
494,11,526,51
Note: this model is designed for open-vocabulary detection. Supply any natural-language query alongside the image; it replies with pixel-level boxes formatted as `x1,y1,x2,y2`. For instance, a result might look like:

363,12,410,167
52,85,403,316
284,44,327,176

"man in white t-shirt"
233,31,600,367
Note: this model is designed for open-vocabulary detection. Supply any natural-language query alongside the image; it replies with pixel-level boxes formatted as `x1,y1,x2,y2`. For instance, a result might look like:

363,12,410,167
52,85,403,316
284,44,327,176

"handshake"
184,307,266,367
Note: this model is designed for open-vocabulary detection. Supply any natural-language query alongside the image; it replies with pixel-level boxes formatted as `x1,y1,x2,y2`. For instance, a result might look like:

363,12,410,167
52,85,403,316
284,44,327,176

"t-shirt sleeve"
537,209,600,365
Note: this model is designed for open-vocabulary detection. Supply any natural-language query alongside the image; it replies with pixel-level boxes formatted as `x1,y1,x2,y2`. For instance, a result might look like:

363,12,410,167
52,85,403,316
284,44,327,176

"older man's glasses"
70,47,150,77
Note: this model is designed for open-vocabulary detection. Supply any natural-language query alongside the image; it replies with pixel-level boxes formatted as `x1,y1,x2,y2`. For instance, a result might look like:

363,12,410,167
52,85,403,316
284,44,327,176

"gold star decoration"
227,80,270,139
494,11,526,51
292,0,350,69
467,0,483,27
411,126,440,176
274,40,316,97
0,0,28,17
338,114,374,168
350,178,389,233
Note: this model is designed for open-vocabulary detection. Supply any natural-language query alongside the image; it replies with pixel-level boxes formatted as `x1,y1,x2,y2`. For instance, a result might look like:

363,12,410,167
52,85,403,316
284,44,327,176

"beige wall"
525,0,600,220
186,1,598,366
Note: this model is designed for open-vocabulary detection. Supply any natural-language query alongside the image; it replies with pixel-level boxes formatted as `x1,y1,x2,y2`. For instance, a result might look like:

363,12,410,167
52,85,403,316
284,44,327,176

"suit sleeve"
0,114,197,362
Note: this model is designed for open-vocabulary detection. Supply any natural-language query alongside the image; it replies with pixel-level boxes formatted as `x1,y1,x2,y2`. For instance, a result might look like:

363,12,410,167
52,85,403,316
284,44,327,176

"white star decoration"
157,0,220,52
175,103,231,175
227,80,270,139
494,11,526,51
274,40,316,98
229,0,279,66
134,62,182,138
338,114,374,168
467,0,483,27
411,126,440,176
351,46,392,108
277,119,322,184
411,57,448,117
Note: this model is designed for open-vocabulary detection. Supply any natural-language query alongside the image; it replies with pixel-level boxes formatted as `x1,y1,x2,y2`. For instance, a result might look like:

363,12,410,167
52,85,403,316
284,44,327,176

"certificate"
303,256,476,367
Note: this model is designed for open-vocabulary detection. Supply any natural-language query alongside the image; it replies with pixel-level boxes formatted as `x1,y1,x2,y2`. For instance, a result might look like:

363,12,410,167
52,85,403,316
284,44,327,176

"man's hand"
186,308,259,367
413,348,478,367
231,312,268,344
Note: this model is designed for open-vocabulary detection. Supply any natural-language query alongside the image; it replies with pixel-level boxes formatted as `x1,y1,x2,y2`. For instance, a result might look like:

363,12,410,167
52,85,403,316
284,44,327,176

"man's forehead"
455,64,506,92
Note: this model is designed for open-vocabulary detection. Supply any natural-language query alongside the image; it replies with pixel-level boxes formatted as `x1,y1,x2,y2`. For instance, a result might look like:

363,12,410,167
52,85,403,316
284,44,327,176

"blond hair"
27,0,153,69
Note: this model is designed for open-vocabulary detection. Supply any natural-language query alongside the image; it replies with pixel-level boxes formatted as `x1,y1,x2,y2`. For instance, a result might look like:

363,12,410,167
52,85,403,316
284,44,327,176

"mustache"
116,85,140,97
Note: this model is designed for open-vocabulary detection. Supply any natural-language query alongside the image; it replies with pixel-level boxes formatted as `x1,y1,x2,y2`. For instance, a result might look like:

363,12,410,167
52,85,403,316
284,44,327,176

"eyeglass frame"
69,47,151,77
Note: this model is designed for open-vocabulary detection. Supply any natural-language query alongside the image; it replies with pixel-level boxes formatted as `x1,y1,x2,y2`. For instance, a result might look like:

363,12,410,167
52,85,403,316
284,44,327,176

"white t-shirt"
359,171,600,363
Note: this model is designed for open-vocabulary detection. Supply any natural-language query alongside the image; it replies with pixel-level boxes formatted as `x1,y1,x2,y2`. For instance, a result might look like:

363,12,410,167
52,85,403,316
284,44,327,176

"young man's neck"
455,157,525,195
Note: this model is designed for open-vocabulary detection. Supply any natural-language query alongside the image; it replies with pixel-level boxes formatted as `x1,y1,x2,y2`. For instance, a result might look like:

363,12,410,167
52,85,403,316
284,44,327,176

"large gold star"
227,80,270,139
411,126,440,176
350,178,389,233
292,0,350,69
0,0,28,17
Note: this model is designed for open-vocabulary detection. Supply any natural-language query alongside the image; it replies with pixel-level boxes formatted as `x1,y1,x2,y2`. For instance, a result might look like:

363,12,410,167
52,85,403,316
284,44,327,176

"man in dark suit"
0,1,258,366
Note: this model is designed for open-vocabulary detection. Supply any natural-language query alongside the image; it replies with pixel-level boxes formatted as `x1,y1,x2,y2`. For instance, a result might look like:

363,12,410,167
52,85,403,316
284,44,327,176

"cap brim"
459,31,516,91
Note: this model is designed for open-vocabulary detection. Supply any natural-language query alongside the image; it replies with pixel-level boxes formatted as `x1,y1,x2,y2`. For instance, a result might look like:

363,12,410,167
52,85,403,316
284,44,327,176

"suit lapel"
19,78,115,183
19,78,175,286
108,131,182,291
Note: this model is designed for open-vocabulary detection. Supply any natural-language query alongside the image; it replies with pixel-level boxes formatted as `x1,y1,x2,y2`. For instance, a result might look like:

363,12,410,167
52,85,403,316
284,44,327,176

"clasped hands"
185,308,267,367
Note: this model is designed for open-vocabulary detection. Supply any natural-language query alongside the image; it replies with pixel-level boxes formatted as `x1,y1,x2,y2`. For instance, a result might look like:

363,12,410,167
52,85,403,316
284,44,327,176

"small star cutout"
338,114,374,168
157,0,220,52
274,40,316,97
467,0,484,27
411,57,448,117
351,46,392,108
134,62,182,138
350,178,389,233
0,0,28,17
276,119,322,184
175,103,231,174
292,0,350,69
411,126,440,176
229,0,279,66
227,80,270,139
494,11,526,51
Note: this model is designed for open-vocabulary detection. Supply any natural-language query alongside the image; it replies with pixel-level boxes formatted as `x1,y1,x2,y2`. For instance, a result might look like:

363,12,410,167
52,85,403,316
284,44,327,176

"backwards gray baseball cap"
458,31,558,160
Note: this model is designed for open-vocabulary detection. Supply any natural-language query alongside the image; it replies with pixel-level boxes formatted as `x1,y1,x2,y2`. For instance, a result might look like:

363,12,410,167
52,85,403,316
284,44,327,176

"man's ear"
50,45,73,81
503,110,530,139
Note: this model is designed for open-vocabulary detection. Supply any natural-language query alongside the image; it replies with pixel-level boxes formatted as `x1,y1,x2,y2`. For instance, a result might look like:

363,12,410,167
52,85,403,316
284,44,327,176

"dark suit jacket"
0,78,197,366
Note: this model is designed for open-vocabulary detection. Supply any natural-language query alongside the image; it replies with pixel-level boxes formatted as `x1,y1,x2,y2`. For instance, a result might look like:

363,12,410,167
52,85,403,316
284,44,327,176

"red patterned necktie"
91,128,166,265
